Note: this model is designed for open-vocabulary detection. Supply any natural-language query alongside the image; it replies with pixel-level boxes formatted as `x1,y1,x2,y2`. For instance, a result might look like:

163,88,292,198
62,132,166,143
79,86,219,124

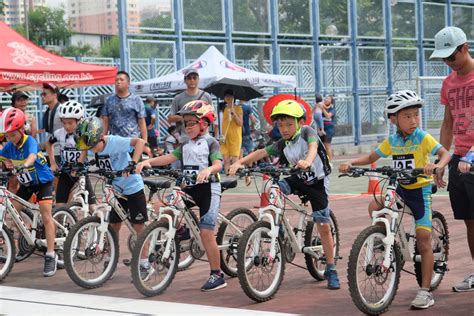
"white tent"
131,46,297,94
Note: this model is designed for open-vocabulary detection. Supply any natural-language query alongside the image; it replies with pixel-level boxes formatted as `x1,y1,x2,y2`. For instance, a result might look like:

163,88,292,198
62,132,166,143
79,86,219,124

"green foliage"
100,36,120,58
140,14,172,30
278,0,310,35
28,7,71,46
0,0,4,16
63,42,97,57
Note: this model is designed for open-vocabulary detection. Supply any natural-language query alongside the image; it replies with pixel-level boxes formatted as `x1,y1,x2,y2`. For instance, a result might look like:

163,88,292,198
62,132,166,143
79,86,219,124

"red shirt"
440,70,474,156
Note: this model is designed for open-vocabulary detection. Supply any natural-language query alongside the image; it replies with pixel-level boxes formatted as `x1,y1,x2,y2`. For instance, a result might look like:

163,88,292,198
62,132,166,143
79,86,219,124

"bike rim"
431,217,447,286
0,229,14,274
222,213,255,273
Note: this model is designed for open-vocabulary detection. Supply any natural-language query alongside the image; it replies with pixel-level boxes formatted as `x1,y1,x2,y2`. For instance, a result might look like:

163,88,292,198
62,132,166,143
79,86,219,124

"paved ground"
2,184,473,315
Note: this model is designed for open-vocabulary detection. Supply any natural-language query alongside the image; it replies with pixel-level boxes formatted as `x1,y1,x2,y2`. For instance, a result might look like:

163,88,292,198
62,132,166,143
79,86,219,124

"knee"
416,231,432,253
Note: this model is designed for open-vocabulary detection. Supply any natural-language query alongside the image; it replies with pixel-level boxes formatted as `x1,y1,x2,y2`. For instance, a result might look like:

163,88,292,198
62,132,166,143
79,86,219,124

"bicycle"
130,168,257,297
342,166,449,315
0,170,77,280
235,166,340,302
62,167,161,289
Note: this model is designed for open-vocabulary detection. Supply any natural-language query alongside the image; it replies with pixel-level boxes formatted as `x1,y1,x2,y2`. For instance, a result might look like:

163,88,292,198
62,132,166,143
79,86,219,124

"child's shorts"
55,173,97,204
110,189,148,224
184,182,221,230
17,182,53,203
396,184,432,232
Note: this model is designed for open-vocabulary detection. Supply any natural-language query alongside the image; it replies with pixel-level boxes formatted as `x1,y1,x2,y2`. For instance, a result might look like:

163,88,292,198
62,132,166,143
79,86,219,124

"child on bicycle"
45,101,96,212
136,100,226,292
0,108,57,277
229,99,340,290
74,117,149,276
339,90,451,309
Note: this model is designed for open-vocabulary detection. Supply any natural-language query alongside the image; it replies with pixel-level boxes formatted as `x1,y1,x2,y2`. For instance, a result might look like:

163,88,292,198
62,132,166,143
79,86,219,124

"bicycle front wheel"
216,207,257,277
0,225,15,281
63,216,119,289
414,210,449,291
304,209,340,280
131,221,179,297
236,221,285,302
347,225,401,315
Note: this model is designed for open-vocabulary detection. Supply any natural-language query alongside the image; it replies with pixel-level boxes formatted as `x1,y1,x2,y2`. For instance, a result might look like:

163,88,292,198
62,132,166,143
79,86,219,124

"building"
67,0,139,35
0,0,46,26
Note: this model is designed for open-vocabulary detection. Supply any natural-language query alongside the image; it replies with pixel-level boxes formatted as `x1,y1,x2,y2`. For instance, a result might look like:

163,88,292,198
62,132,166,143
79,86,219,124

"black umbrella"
204,78,263,101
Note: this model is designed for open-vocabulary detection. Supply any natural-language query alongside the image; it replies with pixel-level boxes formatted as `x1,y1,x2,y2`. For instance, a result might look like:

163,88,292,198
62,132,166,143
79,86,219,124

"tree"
28,7,71,46
0,1,5,16
100,36,120,58
63,42,97,57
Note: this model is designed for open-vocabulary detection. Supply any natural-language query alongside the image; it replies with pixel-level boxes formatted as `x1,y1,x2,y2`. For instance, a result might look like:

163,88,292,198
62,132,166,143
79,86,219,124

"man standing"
168,69,213,137
430,26,474,292
240,99,256,157
102,71,147,143
144,96,159,156
41,83,62,135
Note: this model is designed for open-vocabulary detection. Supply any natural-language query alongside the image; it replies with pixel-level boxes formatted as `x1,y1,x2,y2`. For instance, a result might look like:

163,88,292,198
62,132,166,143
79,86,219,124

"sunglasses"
185,75,199,81
443,45,463,62
183,120,199,127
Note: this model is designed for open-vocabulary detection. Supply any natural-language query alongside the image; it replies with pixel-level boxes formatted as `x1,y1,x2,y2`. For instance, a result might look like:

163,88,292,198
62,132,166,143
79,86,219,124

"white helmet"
58,101,84,120
385,90,424,118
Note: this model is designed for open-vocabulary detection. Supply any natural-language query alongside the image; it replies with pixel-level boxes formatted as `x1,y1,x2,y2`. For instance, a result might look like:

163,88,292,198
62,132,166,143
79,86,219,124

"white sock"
46,251,55,258
140,259,149,267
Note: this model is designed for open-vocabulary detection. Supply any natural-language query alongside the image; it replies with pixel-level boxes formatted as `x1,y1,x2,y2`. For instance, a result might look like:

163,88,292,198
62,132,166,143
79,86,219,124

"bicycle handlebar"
339,166,426,179
236,166,303,178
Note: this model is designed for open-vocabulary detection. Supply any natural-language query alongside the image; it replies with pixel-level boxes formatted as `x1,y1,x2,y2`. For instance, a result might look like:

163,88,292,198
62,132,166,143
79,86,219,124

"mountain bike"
0,170,76,280
130,169,257,297
342,166,449,315
235,166,340,302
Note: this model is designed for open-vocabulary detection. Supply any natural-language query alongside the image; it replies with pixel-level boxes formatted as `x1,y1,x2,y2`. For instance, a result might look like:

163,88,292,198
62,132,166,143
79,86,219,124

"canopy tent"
131,46,296,94
0,21,117,92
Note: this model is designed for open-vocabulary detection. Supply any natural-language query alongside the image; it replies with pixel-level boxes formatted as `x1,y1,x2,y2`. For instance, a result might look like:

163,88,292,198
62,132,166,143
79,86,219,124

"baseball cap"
11,91,29,104
184,68,199,78
42,83,60,94
430,26,467,59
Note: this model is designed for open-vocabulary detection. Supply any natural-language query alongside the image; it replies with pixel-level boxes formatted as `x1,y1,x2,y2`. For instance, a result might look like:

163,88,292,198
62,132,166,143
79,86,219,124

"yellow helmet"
270,100,305,120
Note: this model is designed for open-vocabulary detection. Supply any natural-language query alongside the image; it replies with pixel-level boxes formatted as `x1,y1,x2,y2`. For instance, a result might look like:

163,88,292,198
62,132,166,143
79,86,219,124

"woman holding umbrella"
220,89,243,173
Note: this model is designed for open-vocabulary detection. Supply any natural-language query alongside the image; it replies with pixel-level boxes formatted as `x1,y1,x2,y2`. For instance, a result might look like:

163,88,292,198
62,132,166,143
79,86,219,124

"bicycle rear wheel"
304,209,340,280
216,207,257,277
236,221,285,302
414,210,449,290
347,225,401,315
177,209,200,271
0,225,15,281
11,208,35,262
131,221,179,296
63,216,119,289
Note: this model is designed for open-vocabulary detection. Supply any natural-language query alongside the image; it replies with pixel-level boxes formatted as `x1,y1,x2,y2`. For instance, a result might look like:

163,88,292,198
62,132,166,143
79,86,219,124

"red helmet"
179,100,216,124
0,108,26,133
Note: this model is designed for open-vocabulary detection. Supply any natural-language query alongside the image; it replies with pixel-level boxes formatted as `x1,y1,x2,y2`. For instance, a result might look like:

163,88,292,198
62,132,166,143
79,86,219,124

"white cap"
430,26,467,59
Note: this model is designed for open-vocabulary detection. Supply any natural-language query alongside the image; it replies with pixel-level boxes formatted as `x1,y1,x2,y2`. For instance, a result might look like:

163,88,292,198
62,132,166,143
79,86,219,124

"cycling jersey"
0,135,54,186
375,128,442,189
50,128,82,165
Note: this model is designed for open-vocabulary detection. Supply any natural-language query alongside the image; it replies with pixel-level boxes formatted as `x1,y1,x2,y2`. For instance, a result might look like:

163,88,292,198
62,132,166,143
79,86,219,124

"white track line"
0,286,296,316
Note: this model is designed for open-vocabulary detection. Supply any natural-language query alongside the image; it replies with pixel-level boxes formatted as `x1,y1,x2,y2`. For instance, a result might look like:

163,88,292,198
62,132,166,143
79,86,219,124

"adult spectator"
11,91,37,137
41,83,62,135
220,89,243,173
58,93,69,104
240,99,256,157
321,95,336,161
312,94,325,136
168,69,212,137
101,71,147,142
144,96,159,156
430,26,474,292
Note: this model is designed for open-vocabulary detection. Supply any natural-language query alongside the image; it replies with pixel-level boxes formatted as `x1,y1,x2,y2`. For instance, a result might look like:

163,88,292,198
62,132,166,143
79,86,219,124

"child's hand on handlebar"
339,162,352,173
197,167,212,183
423,163,437,176
136,161,151,173
228,163,243,176
296,159,311,170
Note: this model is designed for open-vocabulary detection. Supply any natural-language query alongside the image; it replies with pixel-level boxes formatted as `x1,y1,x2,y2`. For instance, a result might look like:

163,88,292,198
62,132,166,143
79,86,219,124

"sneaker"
43,253,58,277
410,289,434,309
177,226,191,241
452,273,474,292
139,264,154,282
324,269,340,290
201,273,227,292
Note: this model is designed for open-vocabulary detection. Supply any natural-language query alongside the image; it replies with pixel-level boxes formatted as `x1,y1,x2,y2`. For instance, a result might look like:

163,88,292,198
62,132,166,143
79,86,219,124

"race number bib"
61,148,81,163
17,172,33,185
183,165,199,186
392,154,415,170
97,157,113,171
298,170,317,184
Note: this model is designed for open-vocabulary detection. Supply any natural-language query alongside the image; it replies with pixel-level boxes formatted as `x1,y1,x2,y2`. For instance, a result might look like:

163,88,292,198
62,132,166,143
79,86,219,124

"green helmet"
270,100,305,120
74,117,103,150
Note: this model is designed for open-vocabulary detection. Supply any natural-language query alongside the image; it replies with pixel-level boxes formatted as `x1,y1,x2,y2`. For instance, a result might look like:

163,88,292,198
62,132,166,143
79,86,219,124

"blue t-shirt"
242,104,253,136
323,107,336,127
144,105,156,139
0,135,54,186
101,94,146,137
94,135,144,195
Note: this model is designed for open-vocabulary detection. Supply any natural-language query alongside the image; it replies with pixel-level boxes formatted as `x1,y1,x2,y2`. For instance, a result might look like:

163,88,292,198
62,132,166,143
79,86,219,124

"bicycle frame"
68,174,90,218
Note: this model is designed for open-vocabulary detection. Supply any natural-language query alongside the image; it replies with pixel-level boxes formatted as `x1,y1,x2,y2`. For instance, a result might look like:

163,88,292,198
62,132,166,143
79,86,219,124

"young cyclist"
136,100,226,292
46,101,96,211
339,90,451,309
74,117,149,277
229,99,340,290
0,108,57,276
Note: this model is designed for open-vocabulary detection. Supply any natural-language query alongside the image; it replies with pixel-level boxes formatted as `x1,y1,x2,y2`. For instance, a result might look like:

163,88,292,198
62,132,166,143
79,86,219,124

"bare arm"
339,151,380,173
30,116,38,138
24,153,37,167
148,116,156,130
137,117,148,143
228,148,269,175
45,141,58,171
439,106,453,151
168,114,183,124
101,116,109,136
130,138,146,163
297,141,317,169
231,108,243,127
